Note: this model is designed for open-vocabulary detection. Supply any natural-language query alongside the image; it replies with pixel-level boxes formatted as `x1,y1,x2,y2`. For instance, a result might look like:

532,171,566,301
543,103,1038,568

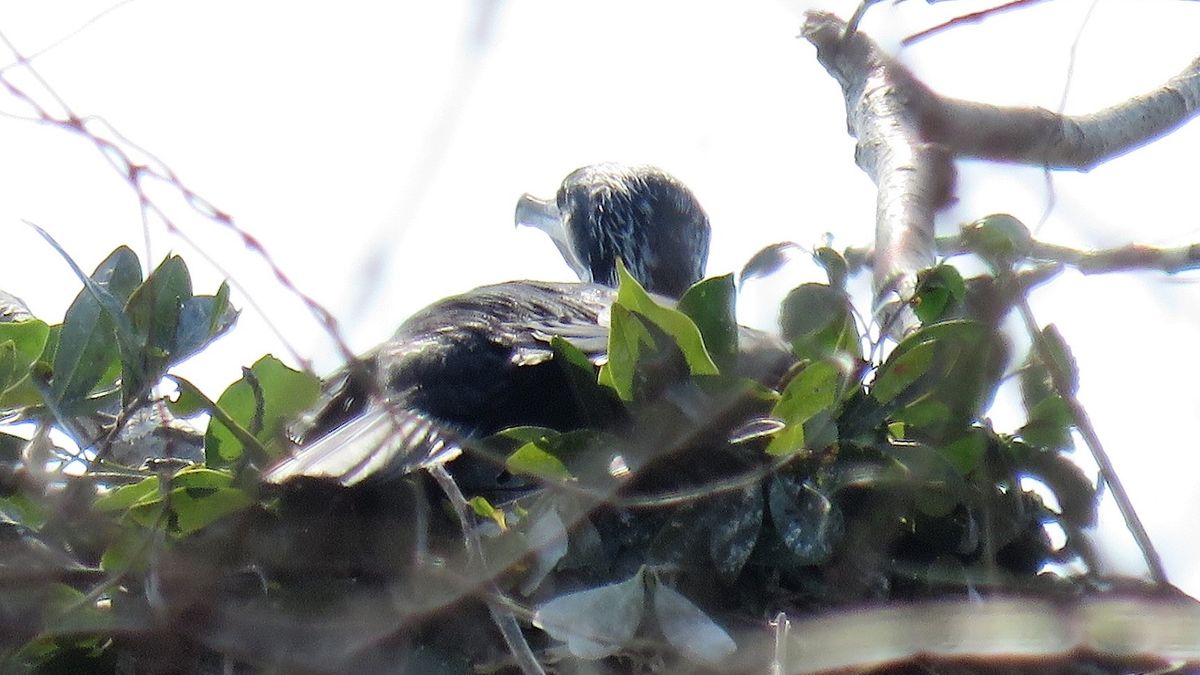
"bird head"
516,163,710,297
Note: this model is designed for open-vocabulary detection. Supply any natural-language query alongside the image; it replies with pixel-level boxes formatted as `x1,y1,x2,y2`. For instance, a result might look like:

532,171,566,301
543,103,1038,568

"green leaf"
1017,325,1077,450
894,399,952,429
125,255,192,391
468,496,508,530
551,335,612,424
99,469,248,537
814,246,848,288
871,319,1008,444
779,283,859,361
612,260,718,377
50,246,143,405
765,360,845,458
169,384,208,418
0,320,50,409
1021,324,1078,402
961,214,1031,270
95,475,162,512
0,341,16,392
773,360,842,424
872,339,937,404
175,281,239,362
1021,451,1097,528
764,421,805,458
165,485,252,536
100,522,150,573
913,264,966,324
1020,395,1074,450
489,426,558,445
937,428,988,476
597,304,656,401
205,355,320,466
0,493,48,528
0,319,49,369
506,438,575,482
504,430,611,483
677,274,738,372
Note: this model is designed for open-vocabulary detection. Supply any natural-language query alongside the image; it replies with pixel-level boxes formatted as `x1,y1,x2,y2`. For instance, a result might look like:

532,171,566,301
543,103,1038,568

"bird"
264,163,736,487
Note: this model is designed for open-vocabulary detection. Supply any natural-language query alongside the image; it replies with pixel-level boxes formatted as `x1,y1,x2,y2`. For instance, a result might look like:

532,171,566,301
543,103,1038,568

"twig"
938,233,1200,275
0,28,364,374
427,464,546,675
1009,276,1168,585
902,0,1053,47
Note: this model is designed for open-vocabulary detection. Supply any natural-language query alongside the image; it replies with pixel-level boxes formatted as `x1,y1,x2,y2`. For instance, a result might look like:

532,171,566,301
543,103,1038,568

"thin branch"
938,233,1200,275
0,28,367,375
427,465,546,675
902,0,1053,47
1010,277,1168,584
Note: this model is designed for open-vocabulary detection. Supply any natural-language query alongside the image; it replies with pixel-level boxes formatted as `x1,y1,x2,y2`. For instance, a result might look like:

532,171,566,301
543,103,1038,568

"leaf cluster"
0,241,1110,673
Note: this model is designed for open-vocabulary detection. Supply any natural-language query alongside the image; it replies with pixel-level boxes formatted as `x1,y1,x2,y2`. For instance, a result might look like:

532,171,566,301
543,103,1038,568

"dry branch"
802,11,1200,331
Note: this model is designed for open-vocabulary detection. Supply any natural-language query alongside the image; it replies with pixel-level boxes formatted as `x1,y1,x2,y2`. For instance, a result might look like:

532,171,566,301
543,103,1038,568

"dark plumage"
516,164,710,297
265,164,717,485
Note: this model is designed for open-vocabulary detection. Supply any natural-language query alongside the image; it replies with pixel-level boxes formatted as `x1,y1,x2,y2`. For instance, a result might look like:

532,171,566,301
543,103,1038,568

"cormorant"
264,164,773,486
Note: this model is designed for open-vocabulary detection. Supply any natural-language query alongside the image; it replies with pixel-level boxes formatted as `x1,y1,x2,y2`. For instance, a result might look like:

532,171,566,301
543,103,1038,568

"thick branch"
802,11,1200,329
922,56,1200,169
803,13,953,322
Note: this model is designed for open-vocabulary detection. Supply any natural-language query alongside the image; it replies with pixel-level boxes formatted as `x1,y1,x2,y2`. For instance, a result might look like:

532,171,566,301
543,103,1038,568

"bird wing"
264,405,464,486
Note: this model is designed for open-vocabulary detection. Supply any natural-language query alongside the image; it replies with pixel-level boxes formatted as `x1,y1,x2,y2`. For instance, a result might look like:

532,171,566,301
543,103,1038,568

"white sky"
0,0,1198,596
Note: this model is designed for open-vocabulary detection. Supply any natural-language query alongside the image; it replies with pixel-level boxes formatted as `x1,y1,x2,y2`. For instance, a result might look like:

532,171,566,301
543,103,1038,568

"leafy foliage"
0,238,1133,673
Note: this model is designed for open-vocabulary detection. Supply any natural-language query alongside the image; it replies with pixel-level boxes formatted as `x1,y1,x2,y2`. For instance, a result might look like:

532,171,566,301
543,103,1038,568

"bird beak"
515,193,590,282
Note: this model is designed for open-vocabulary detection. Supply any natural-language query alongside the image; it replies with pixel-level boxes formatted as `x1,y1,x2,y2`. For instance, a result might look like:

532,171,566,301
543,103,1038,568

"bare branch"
902,0,1054,46
921,57,1200,169
1011,282,1169,584
801,10,1200,334
802,13,954,330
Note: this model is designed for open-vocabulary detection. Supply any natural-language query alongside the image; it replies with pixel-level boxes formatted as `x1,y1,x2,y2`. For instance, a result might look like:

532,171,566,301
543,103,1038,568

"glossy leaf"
551,335,612,424
914,264,965,324
50,247,142,405
506,437,574,482
779,283,859,361
0,320,50,409
1021,324,1078,402
164,486,252,535
772,359,842,425
534,569,646,660
677,273,738,372
874,320,1003,441
205,355,320,466
125,255,192,390
764,421,805,458
937,428,988,476
814,246,849,288
612,260,718,377
1022,450,1097,528
1020,395,1074,450
175,282,238,363
872,339,937,404
95,475,162,513
707,484,764,582
597,304,656,401
768,475,843,565
962,213,1031,269
652,582,736,664
766,359,844,456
